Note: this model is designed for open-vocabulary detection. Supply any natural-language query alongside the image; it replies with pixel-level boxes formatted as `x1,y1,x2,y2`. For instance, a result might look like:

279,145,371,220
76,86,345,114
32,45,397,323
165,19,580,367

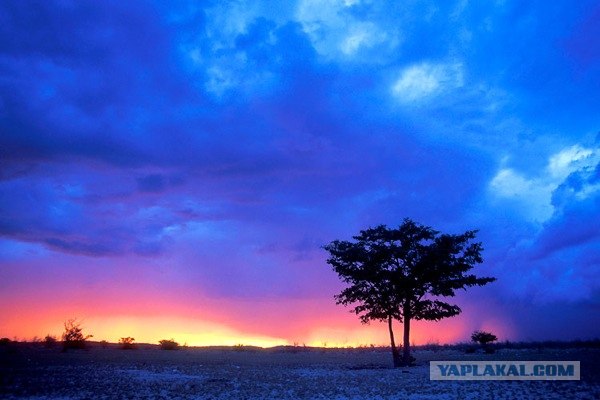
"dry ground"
2,344,599,399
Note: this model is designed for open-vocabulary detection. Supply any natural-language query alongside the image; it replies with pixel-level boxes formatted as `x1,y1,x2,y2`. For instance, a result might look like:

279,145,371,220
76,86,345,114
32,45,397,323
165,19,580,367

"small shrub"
471,330,498,345
100,340,109,349
44,335,57,348
119,337,136,350
471,330,498,354
233,344,246,352
62,319,93,351
159,339,179,350
0,337,11,346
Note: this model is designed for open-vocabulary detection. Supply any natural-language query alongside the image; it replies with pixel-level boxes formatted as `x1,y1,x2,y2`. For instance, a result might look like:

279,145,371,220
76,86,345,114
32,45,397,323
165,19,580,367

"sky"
1,0,599,347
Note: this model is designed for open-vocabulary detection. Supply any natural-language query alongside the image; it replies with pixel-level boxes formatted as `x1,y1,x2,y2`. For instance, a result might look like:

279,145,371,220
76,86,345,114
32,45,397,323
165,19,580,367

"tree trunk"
402,304,412,366
387,316,401,368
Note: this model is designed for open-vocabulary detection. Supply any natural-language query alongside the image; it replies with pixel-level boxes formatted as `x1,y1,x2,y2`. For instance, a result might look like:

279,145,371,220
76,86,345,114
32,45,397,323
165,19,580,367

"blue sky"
1,0,599,344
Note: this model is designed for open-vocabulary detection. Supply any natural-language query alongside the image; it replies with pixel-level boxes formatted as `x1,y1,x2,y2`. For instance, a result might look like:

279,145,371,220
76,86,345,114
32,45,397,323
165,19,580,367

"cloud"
340,22,389,55
489,144,600,222
488,142,600,303
489,168,555,222
0,1,198,169
1,0,600,342
0,165,207,257
193,17,321,99
295,0,401,62
392,61,464,103
548,145,598,180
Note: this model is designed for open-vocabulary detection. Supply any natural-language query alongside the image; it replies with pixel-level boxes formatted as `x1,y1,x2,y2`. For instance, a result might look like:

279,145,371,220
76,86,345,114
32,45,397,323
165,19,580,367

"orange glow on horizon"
1,310,483,348
0,276,505,347
1,249,514,347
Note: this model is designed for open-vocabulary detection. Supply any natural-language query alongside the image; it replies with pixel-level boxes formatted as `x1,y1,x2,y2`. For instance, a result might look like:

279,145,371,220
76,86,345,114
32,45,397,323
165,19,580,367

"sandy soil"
2,345,599,399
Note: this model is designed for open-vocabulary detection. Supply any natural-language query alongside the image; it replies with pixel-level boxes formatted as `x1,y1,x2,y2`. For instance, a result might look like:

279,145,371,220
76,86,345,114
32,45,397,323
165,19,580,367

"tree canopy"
324,219,496,366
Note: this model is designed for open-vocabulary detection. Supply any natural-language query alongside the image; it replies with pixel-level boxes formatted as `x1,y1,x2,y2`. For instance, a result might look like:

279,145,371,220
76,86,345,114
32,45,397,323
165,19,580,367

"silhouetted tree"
62,319,92,351
324,219,495,367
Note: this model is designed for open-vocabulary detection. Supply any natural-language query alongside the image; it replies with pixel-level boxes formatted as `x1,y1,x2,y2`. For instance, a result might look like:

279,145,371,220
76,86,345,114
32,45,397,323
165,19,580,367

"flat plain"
2,344,599,399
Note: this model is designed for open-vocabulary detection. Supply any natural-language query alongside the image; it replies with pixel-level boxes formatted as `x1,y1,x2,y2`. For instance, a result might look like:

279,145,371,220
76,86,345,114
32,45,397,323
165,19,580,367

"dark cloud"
0,0,201,168
44,237,120,257
535,160,600,258
1,0,599,341
488,156,600,305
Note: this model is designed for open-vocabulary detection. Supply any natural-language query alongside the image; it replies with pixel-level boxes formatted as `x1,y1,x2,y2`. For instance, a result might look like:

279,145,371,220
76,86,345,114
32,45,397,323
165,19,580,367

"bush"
100,340,109,349
0,337,11,346
234,344,246,352
44,335,57,348
119,337,136,350
471,330,498,345
471,330,498,354
62,319,92,351
159,339,179,350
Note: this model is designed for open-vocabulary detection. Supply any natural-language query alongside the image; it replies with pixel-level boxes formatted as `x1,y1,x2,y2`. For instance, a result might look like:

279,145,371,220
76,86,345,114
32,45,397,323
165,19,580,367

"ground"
2,344,599,399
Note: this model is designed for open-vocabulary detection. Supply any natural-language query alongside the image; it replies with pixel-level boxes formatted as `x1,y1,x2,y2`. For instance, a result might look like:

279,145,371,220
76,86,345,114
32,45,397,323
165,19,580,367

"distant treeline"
2,337,599,351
